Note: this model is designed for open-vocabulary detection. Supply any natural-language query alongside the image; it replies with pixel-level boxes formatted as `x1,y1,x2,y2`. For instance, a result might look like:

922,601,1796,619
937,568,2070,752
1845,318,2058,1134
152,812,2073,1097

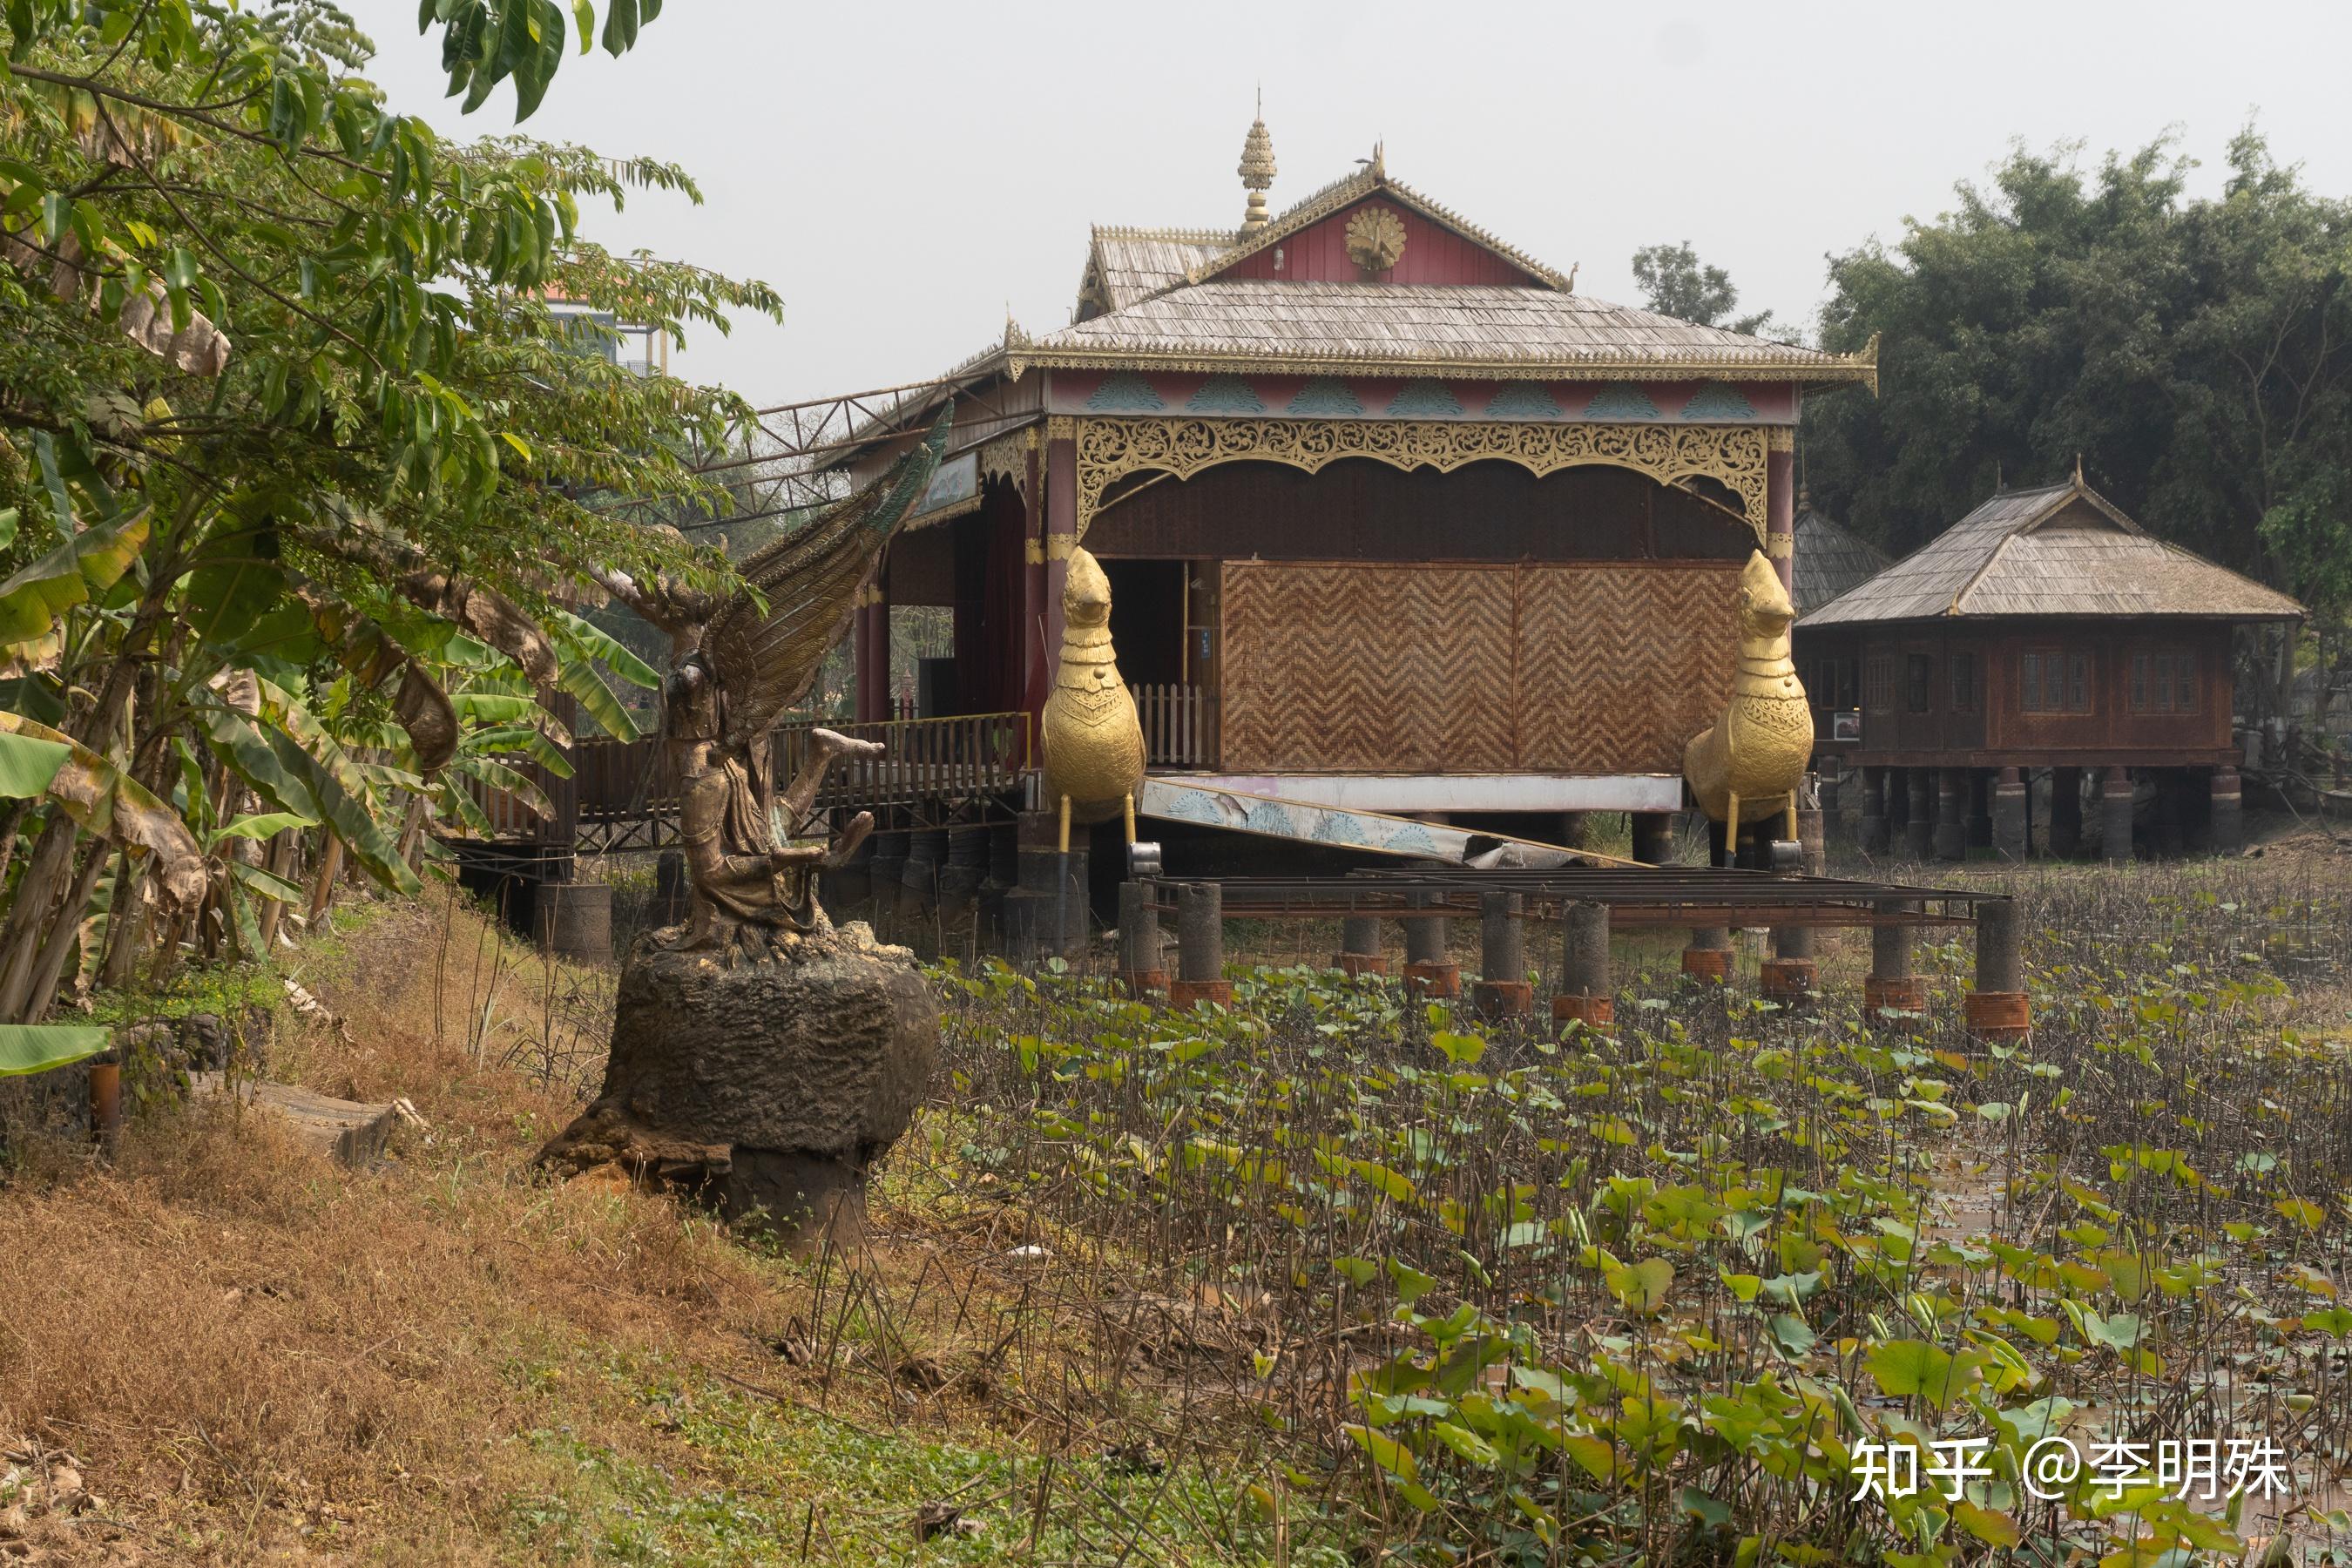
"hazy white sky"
344,0,2352,411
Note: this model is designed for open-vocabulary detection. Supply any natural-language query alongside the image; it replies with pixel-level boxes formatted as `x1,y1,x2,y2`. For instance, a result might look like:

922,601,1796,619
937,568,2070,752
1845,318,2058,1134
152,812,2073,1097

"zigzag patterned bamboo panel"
1220,562,1740,775
1222,564,1517,772
1516,565,1741,773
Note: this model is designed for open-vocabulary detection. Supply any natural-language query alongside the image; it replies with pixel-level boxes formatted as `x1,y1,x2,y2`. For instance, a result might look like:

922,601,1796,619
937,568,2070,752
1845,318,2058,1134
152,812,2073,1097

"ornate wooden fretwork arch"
1046,416,1770,544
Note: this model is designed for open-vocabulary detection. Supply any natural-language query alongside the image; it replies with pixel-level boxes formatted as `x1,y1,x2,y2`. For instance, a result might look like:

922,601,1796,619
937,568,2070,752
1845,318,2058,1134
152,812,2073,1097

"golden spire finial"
1237,97,1276,234
2073,451,2084,486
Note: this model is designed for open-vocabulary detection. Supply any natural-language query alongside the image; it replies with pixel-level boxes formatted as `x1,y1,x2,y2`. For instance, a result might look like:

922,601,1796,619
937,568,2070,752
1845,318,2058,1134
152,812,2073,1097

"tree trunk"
255,832,298,951
0,816,81,1020
22,839,112,1024
99,852,149,992
308,832,345,924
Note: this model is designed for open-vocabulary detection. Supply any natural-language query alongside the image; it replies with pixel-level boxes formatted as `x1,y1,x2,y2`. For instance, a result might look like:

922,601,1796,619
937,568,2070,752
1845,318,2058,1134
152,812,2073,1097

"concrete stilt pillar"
2048,767,2084,859
1472,892,1531,1021
1860,765,1889,855
1933,767,1968,861
1864,898,1925,1022
868,828,909,922
1903,769,1935,861
1761,922,1817,1004
1681,924,1734,985
1334,914,1388,978
1171,882,1230,1010
1992,767,2030,861
1402,889,1459,998
2209,767,2244,854
1630,811,1676,866
900,828,947,916
2102,768,2136,863
1966,770,1994,849
1556,812,1590,849
1798,773,1826,876
1552,900,1612,1029
1118,881,1166,997
1965,896,2030,1044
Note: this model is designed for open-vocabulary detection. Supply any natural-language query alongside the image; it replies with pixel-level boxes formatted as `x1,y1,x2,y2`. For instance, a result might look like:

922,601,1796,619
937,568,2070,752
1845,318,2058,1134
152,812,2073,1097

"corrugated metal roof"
1804,480,2305,625
1793,505,1891,618
1025,280,1856,376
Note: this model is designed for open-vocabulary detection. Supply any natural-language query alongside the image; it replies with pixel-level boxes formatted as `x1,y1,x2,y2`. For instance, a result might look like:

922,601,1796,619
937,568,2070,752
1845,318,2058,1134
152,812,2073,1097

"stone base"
1964,990,2031,1044
1471,980,1533,1021
1169,979,1233,1010
1681,947,1733,984
1402,961,1460,999
1119,969,1169,999
1862,975,1929,1022
1759,957,1817,1003
1551,993,1614,1029
1333,953,1390,978
536,920,936,1254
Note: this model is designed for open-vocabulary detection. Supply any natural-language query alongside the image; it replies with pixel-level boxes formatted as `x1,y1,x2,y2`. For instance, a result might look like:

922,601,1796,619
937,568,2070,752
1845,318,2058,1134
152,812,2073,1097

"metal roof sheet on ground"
1027,280,1854,375
1802,479,2305,626
1793,506,1891,618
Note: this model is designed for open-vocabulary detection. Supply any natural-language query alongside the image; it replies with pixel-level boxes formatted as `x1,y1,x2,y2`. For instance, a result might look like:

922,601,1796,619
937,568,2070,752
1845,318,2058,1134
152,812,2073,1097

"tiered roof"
1024,279,1856,381
1804,478,2303,625
1793,499,1891,618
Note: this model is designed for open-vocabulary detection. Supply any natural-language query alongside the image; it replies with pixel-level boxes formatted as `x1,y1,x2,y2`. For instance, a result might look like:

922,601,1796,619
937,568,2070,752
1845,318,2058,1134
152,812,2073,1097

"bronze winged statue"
595,412,950,962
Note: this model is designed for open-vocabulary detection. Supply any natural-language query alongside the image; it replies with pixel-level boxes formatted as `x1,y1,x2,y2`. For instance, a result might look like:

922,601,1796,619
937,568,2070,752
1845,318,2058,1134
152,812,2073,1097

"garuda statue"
1683,549,1810,853
596,412,950,962
1040,545,1148,850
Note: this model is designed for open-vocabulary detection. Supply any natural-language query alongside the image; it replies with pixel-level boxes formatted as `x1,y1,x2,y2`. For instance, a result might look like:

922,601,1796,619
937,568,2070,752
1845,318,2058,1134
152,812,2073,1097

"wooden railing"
455,710,1033,849
1138,682,1215,768
784,711,1031,820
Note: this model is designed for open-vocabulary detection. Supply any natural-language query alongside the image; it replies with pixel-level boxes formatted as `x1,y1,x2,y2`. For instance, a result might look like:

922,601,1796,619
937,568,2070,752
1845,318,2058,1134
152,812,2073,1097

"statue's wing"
702,410,951,747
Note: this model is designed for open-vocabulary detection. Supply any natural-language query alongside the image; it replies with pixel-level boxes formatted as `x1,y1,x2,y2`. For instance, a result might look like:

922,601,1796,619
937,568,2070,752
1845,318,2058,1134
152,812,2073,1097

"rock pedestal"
537,922,936,1253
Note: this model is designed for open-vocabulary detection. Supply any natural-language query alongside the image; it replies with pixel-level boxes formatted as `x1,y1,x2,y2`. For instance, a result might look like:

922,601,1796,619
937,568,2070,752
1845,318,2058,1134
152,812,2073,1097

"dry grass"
0,897,1287,1567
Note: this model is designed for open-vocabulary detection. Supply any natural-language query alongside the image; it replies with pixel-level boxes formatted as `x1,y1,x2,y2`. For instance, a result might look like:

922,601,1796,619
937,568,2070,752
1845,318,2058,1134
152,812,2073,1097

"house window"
1949,652,1977,714
1904,653,1933,713
2023,651,2093,714
2132,651,2198,714
1863,656,1895,713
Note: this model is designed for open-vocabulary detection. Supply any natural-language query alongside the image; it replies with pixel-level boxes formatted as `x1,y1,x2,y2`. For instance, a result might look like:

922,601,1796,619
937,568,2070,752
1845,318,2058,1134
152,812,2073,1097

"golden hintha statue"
1040,546,1146,854
597,414,950,961
1683,550,1811,846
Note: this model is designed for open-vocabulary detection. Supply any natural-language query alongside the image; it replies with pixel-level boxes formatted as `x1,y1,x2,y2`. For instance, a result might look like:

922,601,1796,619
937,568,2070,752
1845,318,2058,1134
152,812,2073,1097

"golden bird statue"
1040,546,1147,855
1683,551,1811,854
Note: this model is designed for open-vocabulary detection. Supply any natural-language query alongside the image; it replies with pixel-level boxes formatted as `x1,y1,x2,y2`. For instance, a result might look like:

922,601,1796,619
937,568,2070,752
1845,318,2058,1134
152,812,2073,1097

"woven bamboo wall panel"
1221,564,1518,772
1516,566,1742,773
1220,562,1741,775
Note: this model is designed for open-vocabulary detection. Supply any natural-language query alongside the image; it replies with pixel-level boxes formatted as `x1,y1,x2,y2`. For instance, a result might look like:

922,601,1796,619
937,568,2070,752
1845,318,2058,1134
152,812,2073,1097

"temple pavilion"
843,118,1877,847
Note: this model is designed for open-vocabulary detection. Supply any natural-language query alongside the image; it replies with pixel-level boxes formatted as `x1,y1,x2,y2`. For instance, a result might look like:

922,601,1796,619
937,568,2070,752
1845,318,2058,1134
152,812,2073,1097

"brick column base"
1862,975,1928,1022
1333,954,1389,977
1963,990,2030,1044
1551,993,1615,1029
1759,957,1817,1003
1169,979,1233,1010
1402,961,1460,999
1471,980,1532,1021
1681,948,1734,983
1119,970,1168,1000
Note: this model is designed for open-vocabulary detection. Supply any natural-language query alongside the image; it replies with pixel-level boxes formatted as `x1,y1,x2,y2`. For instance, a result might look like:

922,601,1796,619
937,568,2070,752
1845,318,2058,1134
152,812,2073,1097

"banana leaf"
0,1024,110,1078
0,729,73,798
0,711,203,873
0,507,151,646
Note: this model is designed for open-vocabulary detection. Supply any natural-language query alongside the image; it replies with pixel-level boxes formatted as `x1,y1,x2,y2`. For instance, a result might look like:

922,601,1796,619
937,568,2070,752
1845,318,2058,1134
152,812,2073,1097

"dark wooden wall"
1085,458,1755,564
1847,619,2237,766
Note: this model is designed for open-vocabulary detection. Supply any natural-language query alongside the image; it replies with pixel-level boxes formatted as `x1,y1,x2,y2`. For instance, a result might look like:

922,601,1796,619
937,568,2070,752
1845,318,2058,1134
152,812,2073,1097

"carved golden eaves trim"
1070,417,1769,545
1008,344,1876,389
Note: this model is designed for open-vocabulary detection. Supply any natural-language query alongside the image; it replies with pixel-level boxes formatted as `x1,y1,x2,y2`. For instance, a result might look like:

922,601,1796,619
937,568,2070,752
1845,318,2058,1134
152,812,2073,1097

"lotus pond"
902,862,2352,1566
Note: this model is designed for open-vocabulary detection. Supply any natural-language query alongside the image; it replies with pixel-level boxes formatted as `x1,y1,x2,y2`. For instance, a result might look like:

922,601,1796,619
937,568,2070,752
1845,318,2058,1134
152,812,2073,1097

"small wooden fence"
454,711,1032,855
1137,683,1216,769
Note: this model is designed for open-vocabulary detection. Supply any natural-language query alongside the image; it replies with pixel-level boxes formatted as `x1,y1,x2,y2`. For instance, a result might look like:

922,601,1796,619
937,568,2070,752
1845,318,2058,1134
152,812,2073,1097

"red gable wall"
1211,196,1544,287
